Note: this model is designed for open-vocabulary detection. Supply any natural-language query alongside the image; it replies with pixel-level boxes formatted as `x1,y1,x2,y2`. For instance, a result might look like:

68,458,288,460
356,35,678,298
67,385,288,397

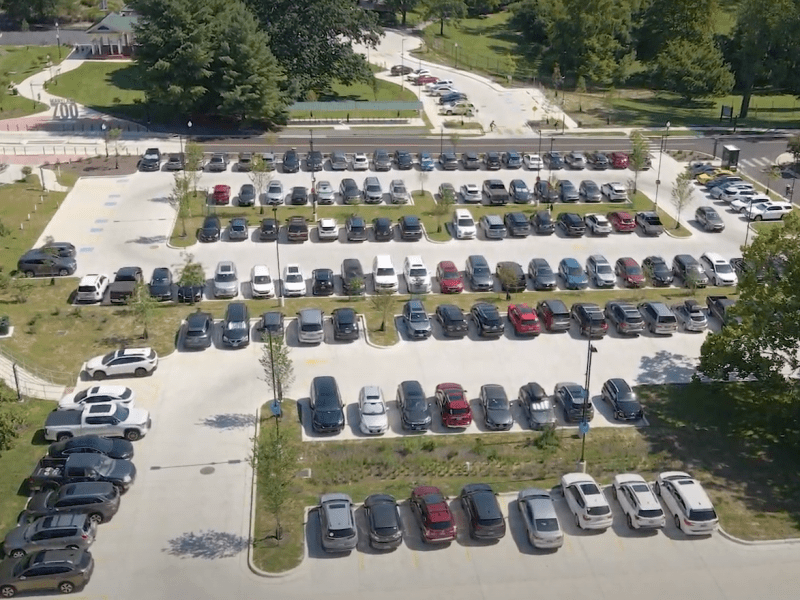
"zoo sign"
50,98,79,119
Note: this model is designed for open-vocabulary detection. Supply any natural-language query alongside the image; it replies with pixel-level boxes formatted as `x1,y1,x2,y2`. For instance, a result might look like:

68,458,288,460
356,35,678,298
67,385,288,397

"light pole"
272,206,284,307
401,38,405,91
537,129,542,157
309,129,316,220
101,123,108,157
654,121,670,210
579,340,598,465
744,197,755,246
267,332,281,433
440,126,444,154
454,43,458,69
548,137,554,177
55,21,61,61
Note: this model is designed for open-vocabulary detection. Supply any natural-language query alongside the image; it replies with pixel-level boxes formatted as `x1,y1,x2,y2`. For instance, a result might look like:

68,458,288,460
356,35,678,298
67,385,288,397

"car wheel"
755,215,762,221
92,370,106,380
654,481,661,496
24,270,35,278
125,429,141,441
0,586,16,598
89,513,104,524
58,582,75,594
627,514,634,529
9,549,24,558
59,269,69,276
674,514,682,530
134,367,147,377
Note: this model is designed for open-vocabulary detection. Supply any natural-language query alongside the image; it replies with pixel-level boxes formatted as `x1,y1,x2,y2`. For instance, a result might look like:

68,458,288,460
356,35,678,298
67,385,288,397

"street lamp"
309,129,317,220
272,206,284,307
548,137,554,177
537,129,542,158
454,43,458,69
55,21,61,61
440,126,444,154
654,121,670,210
579,341,598,466
401,39,405,91
101,123,108,157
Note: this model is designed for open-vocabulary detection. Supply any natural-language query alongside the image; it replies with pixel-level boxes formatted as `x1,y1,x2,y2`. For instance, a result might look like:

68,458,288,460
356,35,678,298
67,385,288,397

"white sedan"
612,473,666,529
58,385,135,411
561,472,613,530
746,200,793,221
460,183,481,203
524,153,543,170
358,386,388,435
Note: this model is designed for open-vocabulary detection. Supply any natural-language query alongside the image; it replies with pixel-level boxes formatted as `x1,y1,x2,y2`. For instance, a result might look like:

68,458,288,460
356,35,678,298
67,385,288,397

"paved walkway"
0,350,67,401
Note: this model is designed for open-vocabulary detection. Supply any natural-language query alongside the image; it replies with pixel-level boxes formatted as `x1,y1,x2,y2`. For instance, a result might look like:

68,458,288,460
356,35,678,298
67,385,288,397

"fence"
0,344,71,401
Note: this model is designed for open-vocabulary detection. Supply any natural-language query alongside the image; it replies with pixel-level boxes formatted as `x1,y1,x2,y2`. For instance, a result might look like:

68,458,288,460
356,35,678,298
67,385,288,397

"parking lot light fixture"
579,341,598,465
101,122,108,157
401,39,405,91
654,121,670,210
272,206,284,307
537,129,542,157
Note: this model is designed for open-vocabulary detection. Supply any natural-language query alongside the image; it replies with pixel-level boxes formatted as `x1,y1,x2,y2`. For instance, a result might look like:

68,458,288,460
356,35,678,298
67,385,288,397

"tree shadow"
126,235,168,245
163,530,250,559
636,349,698,384
199,413,257,430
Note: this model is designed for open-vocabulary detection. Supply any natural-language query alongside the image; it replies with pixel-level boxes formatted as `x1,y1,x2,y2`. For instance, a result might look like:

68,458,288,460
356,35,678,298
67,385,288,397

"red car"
212,184,231,205
414,75,439,85
615,257,646,287
607,211,636,232
435,383,472,428
437,260,463,294
507,303,541,336
607,151,629,169
410,485,456,543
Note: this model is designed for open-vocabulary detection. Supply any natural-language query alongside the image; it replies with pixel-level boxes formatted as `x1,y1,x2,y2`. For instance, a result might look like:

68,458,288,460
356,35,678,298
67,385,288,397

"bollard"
26,214,30,220
19,223,23,230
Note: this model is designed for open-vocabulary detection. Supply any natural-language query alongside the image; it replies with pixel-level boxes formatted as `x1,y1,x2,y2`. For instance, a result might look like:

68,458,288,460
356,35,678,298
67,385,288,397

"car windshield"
473,267,489,275
409,268,427,277
268,184,281,193
617,400,640,412
409,312,426,322
458,218,474,226
377,268,394,277
101,352,116,365
285,273,303,283
442,271,459,280
216,273,236,282
535,518,559,532
715,263,733,274
363,400,385,415
626,265,643,275
228,321,247,330
567,266,582,276
487,397,506,409
254,275,271,284
596,264,613,274
537,266,552,275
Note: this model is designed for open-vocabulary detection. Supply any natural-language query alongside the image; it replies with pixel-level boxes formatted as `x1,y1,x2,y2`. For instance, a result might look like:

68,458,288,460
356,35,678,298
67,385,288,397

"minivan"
656,471,719,535
672,254,709,288
297,308,324,344
466,255,493,291
222,302,250,347
638,301,678,335
310,376,345,434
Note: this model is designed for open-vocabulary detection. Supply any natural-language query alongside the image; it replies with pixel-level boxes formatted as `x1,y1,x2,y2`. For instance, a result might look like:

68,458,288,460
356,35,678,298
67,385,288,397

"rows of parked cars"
315,469,718,555
0,382,152,597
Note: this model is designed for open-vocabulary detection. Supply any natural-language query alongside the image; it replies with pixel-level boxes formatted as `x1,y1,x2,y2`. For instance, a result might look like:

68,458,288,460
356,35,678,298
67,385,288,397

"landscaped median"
251,379,800,572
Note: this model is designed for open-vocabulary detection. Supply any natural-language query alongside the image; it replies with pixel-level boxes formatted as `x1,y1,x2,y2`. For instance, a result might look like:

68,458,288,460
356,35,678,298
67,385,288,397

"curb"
717,524,800,546
361,314,398,349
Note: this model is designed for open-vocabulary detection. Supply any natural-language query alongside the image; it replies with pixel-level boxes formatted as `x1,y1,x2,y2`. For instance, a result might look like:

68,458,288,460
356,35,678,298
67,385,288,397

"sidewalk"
0,351,66,401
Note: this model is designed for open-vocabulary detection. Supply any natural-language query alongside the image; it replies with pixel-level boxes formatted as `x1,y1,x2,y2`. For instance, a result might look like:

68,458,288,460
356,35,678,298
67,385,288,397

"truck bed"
45,411,82,427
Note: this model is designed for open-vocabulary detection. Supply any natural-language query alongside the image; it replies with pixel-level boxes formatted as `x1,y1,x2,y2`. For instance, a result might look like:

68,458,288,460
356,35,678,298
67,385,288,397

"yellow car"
696,169,733,184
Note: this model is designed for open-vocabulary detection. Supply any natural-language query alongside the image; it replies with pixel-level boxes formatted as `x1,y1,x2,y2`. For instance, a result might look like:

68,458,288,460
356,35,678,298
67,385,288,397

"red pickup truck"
435,383,472,428
212,184,231,205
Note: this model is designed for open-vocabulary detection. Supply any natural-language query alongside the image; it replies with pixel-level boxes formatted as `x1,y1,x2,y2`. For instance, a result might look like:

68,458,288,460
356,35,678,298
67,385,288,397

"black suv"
531,210,555,235
394,150,413,170
259,218,279,242
310,376,345,434
373,217,394,241
139,148,161,171
435,304,468,338
312,268,334,296
555,382,593,423
460,484,507,540
504,212,530,237
198,215,221,242
184,311,214,349
601,378,644,421
484,151,502,170
148,267,173,301
345,215,367,242
604,300,645,335
339,178,361,204
341,258,365,296
396,380,431,431
471,302,504,337
306,150,323,171
534,180,559,203
332,308,359,341
282,149,299,173
290,186,308,205
557,212,586,237
373,149,392,171
570,303,608,338
222,302,250,348
399,215,423,240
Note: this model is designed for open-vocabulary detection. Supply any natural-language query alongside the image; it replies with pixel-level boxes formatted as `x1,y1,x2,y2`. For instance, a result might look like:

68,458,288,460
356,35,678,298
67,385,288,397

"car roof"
186,311,212,327
400,380,425,396
438,304,463,317
225,302,248,319
607,378,631,392
406,299,425,311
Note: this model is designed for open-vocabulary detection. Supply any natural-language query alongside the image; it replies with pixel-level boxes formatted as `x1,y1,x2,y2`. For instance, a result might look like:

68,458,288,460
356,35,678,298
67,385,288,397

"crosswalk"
738,156,776,171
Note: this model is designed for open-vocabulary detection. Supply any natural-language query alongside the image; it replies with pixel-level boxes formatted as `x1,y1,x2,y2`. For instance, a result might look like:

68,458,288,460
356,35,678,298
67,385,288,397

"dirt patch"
47,155,140,178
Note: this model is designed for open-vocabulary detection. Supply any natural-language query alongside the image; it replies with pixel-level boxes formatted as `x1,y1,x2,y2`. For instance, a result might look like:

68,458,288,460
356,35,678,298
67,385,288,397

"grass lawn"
47,62,147,122
0,46,64,119
0,399,57,535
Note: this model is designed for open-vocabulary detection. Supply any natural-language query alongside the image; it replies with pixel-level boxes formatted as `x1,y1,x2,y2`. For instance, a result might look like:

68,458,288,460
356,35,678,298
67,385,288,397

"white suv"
76,274,109,303
352,153,369,171
403,256,432,294
561,473,613,530
282,264,306,297
372,255,398,294
700,252,738,286
250,265,274,298
655,471,719,535
612,473,665,529
746,200,792,221
85,348,159,379
452,209,477,239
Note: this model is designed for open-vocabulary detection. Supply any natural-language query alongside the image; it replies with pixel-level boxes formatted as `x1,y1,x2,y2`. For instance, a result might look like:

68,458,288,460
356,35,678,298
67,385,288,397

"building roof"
87,12,138,34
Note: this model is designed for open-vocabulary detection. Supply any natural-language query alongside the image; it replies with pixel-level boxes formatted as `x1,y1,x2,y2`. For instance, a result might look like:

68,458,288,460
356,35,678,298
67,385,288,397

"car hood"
537,273,556,284
487,407,513,424
26,490,53,513
2,527,26,551
567,273,588,284
150,283,171,294
127,407,150,427
85,355,106,371
404,407,431,424
361,413,388,429
109,460,137,482
407,320,431,332
314,409,344,425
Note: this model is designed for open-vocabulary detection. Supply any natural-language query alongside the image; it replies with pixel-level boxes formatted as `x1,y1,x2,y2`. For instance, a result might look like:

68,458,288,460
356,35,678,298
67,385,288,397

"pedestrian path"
0,349,67,401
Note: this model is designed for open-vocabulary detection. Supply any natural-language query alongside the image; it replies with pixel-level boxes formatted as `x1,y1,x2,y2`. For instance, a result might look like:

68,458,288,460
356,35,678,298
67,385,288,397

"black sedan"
238,184,256,207
259,218,279,242
601,378,644,421
312,268,334,296
282,149,299,173
397,380,431,431
290,186,308,205
48,435,134,460
364,493,403,550
643,256,674,286
198,215,221,242
471,302,504,337
177,284,204,303
479,384,513,430
332,307,359,341
395,150,413,170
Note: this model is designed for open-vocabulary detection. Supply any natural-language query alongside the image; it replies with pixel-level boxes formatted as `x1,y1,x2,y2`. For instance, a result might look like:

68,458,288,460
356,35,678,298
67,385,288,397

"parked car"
517,489,563,549
460,183,482,204
311,268,334,296
364,494,402,550
509,179,532,203
502,151,522,169
148,267,173,301
479,384,513,430
250,265,274,299
372,149,392,171
399,215,423,240
23,481,120,524
504,211,531,236
452,208,477,239
524,153,543,170
329,151,349,171
558,179,579,202
341,258,365,296
418,152,435,171
281,149,299,173
601,378,644,421
318,493,357,552
0,549,94,596
435,304,468,338
357,386,387,435
265,180,284,205
695,206,725,231
310,376,345,434
3,513,96,558
745,200,792,221
543,151,564,169
139,147,161,171
608,211,636,232
345,215,367,242
462,152,482,170
183,311,214,349
290,186,308,205
672,299,708,332
483,179,509,205
372,217,394,241
537,299,571,332
211,184,230,205
76,274,109,304
259,218,279,242
484,151,502,170
607,151,629,168
528,258,556,290
282,264,306,297
316,218,338,242
286,216,309,242
466,255,493,291
222,302,250,348
508,303,541,336
389,179,410,204
27,450,136,491
306,150,323,171
612,474,665,529
561,473,613,530
601,181,628,201
257,311,285,338
638,301,678,335
518,383,556,430
363,177,383,203
227,217,249,241
481,214,507,239
571,302,608,338
435,383,472,428
564,151,586,169
352,152,369,171
297,308,324,344
315,180,335,204
402,299,432,340
584,213,612,236
534,180,559,203
57,386,134,412
557,212,585,237
198,215,221,242
460,484,506,540
331,307,359,341
555,382,593,423
700,251,738,286
604,300,645,336
471,302,504,337
559,257,589,289
586,151,610,169
531,210,555,235
212,261,238,298
615,257,645,287
496,261,526,292
655,472,719,535
47,435,133,460
410,486,456,543
84,348,158,380
238,183,256,206
672,254,709,288
439,152,459,170
643,255,674,286
372,255,398,293
396,380,431,431
391,64,413,75
586,254,615,288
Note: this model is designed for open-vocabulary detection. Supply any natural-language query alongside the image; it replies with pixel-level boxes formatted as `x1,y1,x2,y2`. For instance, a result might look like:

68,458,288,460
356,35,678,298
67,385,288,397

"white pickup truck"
44,402,151,442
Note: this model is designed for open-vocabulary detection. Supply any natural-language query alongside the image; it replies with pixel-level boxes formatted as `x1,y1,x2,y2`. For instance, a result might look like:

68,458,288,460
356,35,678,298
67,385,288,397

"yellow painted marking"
412,550,419,569
359,551,365,570
304,358,328,366
464,546,471,561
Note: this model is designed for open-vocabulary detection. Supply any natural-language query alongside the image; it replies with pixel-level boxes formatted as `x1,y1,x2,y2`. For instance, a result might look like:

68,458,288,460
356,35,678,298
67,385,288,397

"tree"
670,171,693,228
652,36,734,101
385,0,419,26
246,0,381,99
432,184,456,233
465,0,500,17
787,135,800,166
184,141,205,195
259,331,295,406
637,0,717,62
628,131,650,193
0,405,24,454
347,277,364,300
509,0,550,47
107,128,122,169
497,264,517,300
0,0,59,24
170,172,192,238
131,280,158,340
370,293,395,332
249,154,273,213
698,212,800,388
422,0,467,36
253,420,298,540
178,253,205,305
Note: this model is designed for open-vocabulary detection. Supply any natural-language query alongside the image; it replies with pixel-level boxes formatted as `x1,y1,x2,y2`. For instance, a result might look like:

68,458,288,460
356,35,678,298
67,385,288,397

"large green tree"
652,36,734,101
698,212,800,386
0,0,59,23
422,0,468,36
385,0,420,26
246,0,381,99
132,0,286,122
636,0,716,62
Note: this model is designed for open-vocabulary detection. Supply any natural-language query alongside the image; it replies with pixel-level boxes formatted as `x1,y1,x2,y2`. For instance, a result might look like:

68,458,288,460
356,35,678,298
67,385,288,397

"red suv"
435,383,472,428
608,152,629,169
212,184,231,205
436,261,463,294
607,211,635,232
508,303,541,336
615,257,645,287
410,485,456,543
415,75,439,85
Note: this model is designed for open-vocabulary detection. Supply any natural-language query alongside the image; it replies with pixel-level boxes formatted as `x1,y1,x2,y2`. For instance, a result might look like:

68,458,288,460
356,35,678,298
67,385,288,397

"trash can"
0,316,9,335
